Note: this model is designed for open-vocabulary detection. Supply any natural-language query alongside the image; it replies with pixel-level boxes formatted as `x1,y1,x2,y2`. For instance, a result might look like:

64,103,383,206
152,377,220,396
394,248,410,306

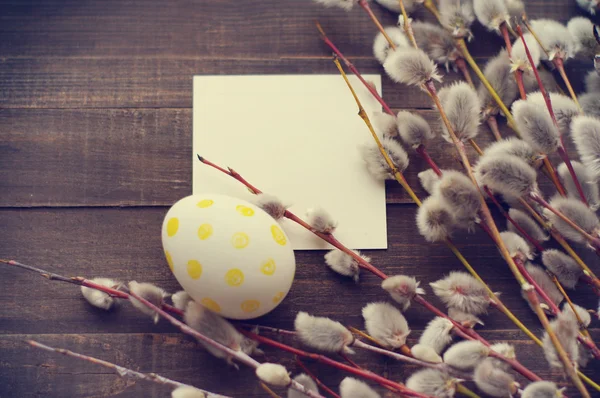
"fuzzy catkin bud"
430,271,490,315
418,317,454,354
418,169,442,194
499,231,534,260
521,381,562,398
437,82,481,143
339,378,381,398
383,48,442,87
580,93,600,119
523,263,564,311
294,312,354,354
478,50,518,114
371,112,398,138
544,196,600,244
558,161,600,210
563,302,592,327
527,92,580,136
489,342,516,371
171,386,207,398
362,302,410,348
542,249,583,289
567,17,600,58
443,340,489,370
571,115,600,180
542,309,580,369
360,138,409,180
373,27,410,65
305,207,337,234
374,0,418,13
585,70,600,93
448,307,484,328
81,278,123,311
252,193,288,220
256,363,291,387
439,0,475,38
288,374,319,398
474,358,518,397
410,344,443,363
406,369,456,398
324,249,368,282
381,275,424,311
396,110,434,148
416,196,455,242
184,301,246,365
312,0,354,11
512,33,541,71
171,290,193,311
434,170,480,229
475,154,538,198
530,19,577,60
128,281,168,324
512,99,560,154
507,208,550,243
484,138,538,167
412,21,461,67
473,0,509,32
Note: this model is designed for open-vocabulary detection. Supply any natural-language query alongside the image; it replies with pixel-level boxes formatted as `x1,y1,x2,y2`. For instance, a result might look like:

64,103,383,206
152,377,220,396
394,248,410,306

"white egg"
162,194,296,319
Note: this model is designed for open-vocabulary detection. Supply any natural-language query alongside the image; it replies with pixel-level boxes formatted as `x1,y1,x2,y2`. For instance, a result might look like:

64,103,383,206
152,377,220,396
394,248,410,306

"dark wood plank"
0,0,594,59
1,206,598,336
3,107,578,207
4,330,597,398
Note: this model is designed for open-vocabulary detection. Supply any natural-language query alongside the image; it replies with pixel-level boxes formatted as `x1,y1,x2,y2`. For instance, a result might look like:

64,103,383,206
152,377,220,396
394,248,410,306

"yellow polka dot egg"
162,194,296,319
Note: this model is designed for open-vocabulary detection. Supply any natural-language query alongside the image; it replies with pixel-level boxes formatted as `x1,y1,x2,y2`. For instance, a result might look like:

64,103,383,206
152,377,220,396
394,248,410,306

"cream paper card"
193,74,387,250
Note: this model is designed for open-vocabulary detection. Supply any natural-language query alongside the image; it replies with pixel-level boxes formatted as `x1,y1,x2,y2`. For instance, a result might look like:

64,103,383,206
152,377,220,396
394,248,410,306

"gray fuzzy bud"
396,110,434,148
371,112,399,138
512,99,560,154
527,92,580,136
585,70,600,92
443,340,489,370
294,312,354,354
521,381,562,398
542,249,583,289
473,0,509,32
406,369,456,398
571,115,600,180
523,263,564,311
542,309,580,369
324,249,368,282
418,317,454,354
557,161,600,210
252,193,288,220
374,0,418,13
475,154,538,197
439,0,475,38
360,138,409,180
383,48,442,87
484,138,538,166
431,271,490,315
81,278,123,311
339,378,380,398
478,50,518,113
417,196,455,242
128,281,168,324
362,302,410,348
438,82,481,142
567,17,600,58
413,21,461,66
499,230,534,260
530,19,576,60
288,374,319,398
474,358,518,397
418,169,442,194
507,208,550,243
381,275,425,311
171,290,193,311
434,170,480,228
544,196,599,244
373,27,410,65
580,93,600,119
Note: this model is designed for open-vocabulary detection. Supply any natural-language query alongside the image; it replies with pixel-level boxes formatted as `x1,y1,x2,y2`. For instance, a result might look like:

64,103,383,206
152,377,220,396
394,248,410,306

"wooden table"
1,1,599,397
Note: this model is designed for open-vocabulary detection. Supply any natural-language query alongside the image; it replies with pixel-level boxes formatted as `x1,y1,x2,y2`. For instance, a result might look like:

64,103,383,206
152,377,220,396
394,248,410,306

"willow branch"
28,340,229,398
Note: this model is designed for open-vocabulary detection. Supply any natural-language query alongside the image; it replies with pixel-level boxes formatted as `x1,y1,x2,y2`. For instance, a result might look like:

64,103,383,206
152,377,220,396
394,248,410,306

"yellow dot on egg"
197,224,213,240
166,217,179,237
201,297,221,313
236,205,255,217
260,258,276,276
187,260,203,279
271,224,287,246
165,251,174,272
197,199,214,208
231,232,250,249
241,299,260,313
225,268,245,287
272,292,285,304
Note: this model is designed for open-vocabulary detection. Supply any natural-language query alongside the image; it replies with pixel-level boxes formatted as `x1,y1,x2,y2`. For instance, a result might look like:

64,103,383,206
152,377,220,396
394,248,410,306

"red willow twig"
0,259,184,317
516,25,588,206
28,341,230,398
197,155,547,384
316,24,443,176
241,330,431,398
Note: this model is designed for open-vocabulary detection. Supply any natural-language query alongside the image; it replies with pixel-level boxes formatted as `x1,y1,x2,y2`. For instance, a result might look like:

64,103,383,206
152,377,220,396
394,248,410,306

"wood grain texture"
2,0,600,396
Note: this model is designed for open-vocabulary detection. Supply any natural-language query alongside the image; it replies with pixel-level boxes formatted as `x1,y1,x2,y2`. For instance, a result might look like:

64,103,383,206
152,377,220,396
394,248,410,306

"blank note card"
193,74,387,250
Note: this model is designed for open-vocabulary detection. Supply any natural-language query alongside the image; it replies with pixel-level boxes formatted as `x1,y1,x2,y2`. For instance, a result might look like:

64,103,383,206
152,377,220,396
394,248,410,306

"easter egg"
162,194,296,319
